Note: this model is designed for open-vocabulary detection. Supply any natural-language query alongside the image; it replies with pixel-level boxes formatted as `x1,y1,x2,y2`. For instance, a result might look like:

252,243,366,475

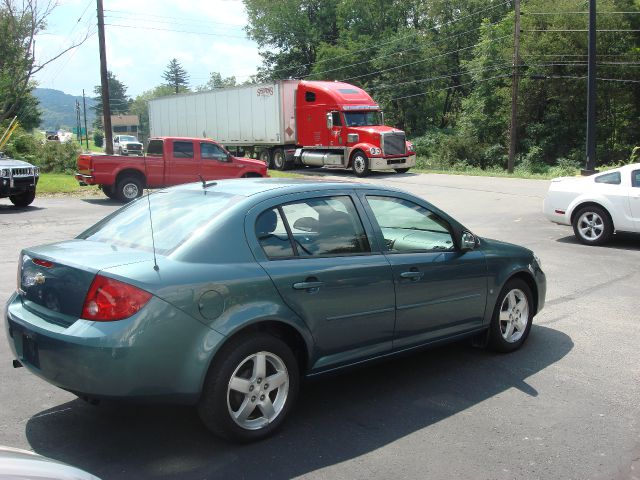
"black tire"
259,149,272,169
198,333,299,442
394,168,410,174
100,185,118,200
118,146,124,156
351,150,370,177
488,278,534,353
272,148,288,171
9,189,36,207
115,176,143,203
571,205,613,246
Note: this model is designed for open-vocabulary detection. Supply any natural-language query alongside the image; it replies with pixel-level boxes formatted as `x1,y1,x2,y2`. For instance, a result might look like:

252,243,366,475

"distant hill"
33,88,97,131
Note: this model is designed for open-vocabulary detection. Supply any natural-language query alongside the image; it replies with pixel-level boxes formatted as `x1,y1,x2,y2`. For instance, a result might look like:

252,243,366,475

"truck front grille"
11,168,34,177
382,132,406,156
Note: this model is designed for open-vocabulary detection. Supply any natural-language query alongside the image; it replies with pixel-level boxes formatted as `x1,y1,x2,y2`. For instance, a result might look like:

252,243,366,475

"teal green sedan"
5,179,545,442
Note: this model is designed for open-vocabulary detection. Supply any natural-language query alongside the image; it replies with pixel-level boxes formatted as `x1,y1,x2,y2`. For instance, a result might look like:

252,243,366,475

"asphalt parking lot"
1,171,639,480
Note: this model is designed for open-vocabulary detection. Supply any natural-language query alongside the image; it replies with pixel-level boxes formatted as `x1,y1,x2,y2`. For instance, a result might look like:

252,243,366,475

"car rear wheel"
9,189,36,207
488,278,534,353
259,149,272,169
115,176,143,203
100,185,117,200
351,150,370,177
572,205,613,246
198,333,299,442
272,148,288,171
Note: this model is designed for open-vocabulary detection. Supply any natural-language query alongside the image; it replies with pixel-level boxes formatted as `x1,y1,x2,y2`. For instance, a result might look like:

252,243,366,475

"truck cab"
294,81,415,176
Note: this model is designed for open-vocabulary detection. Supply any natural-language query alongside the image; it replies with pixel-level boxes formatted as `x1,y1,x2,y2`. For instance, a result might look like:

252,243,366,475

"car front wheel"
198,333,299,442
9,189,36,207
572,205,613,246
488,278,534,353
351,151,370,177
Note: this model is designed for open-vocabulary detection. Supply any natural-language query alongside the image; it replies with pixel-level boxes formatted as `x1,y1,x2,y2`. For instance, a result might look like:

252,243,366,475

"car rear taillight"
81,275,152,321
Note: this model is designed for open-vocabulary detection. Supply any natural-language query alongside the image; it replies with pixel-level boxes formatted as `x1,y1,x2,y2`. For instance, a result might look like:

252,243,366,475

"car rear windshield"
78,191,242,255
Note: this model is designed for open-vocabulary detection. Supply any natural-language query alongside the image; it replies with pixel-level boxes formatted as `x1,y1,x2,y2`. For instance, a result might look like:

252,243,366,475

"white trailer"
148,81,298,148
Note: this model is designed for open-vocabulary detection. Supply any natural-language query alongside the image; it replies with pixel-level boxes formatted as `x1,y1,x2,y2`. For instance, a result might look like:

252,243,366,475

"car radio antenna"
143,153,159,271
198,174,217,189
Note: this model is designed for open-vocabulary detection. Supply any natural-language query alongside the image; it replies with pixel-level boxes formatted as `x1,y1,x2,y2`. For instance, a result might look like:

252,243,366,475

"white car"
543,163,640,245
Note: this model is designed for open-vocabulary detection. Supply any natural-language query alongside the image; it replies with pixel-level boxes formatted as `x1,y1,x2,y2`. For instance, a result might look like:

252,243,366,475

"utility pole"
75,100,81,142
82,89,89,149
583,0,597,175
507,0,521,174
97,0,113,154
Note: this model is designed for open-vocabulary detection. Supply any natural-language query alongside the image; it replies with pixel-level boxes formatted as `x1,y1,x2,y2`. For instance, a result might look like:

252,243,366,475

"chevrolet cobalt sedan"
5,179,545,442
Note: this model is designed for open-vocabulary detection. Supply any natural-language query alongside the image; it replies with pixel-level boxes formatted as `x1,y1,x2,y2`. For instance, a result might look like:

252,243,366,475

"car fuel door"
246,192,395,373
361,193,488,350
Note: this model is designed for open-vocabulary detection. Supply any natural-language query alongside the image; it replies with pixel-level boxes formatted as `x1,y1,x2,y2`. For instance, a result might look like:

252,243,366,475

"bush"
3,129,81,173
94,131,104,148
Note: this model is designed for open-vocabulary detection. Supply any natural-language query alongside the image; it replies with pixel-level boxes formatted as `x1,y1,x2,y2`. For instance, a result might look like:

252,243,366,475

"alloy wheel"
499,288,529,343
226,351,289,430
577,211,604,241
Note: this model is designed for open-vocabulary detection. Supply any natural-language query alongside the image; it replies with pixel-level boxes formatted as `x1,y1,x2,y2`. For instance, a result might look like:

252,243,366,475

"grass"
38,174,99,195
267,170,304,178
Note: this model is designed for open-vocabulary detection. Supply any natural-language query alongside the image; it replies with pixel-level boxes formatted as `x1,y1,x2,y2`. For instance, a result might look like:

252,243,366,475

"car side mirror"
461,231,476,251
326,112,333,129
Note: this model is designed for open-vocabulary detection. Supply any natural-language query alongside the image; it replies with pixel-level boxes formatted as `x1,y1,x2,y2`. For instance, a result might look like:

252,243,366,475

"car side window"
632,170,640,188
255,208,295,258
201,143,228,161
594,171,621,185
173,141,194,159
331,112,343,126
366,196,455,252
146,139,163,156
279,196,370,257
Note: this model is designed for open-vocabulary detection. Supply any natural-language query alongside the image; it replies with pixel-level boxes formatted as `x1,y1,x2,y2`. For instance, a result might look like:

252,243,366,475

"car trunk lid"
18,240,153,326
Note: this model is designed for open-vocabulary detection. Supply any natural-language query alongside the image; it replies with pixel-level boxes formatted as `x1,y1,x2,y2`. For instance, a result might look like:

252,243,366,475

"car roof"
167,177,404,199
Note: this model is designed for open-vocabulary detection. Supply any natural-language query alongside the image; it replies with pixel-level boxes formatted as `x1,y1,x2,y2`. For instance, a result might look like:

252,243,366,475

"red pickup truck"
75,136,268,202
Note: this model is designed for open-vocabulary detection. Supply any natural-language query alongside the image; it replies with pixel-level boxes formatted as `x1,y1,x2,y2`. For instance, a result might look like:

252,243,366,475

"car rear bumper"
74,173,96,186
4,293,225,404
542,196,571,226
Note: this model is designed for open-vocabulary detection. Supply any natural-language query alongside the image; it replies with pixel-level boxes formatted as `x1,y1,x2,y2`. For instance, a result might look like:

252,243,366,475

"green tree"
163,58,189,93
129,85,174,140
0,0,89,127
196,72,237,91
244,0,340,79
92,71,131,130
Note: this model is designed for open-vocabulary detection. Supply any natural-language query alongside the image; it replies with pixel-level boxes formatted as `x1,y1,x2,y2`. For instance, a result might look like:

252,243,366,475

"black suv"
0,154,39,207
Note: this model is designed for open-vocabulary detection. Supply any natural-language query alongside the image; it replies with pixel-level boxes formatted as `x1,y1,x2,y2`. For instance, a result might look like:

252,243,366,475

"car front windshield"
78,190,243,255
343,111,383,127
120,136,137,142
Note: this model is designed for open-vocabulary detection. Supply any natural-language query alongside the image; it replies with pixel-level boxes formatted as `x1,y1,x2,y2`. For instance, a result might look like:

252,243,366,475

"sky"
33,0,263,97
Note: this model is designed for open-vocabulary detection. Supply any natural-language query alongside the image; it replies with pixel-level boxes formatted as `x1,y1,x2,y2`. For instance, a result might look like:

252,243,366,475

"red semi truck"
148,80,416,177
75,137,268,202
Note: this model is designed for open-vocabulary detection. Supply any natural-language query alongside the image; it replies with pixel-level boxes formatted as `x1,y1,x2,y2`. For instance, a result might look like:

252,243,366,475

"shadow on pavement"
555,233,640,251
80,198,123,206
25,325,572,480
0,204,45,214
294,168,417,179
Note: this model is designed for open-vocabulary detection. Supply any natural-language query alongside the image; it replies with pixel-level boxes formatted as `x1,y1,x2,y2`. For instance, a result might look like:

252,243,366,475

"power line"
103,14,245,31
523,29,640,32
389,74,513,101
268,0,512,78
104,23,249,38
305,19,505,79
525,11,640,15
340,34,512,83
104,9,246,27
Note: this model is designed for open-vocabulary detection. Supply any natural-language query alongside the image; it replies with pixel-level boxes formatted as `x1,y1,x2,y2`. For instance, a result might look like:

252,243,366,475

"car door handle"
400,271,424,281
292,281,325,291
